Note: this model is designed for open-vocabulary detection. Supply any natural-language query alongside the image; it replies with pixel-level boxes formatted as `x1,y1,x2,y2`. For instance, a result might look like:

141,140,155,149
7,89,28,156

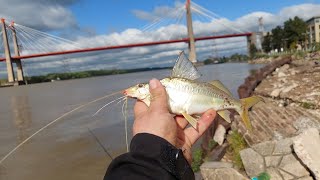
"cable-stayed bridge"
0,0,261,85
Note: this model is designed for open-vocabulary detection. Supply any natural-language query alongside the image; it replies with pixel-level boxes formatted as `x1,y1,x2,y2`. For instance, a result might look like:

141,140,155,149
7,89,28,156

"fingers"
148,78,168,112
181,146,192,165
184,109,216,145
134,100,148,117
175,116,188,129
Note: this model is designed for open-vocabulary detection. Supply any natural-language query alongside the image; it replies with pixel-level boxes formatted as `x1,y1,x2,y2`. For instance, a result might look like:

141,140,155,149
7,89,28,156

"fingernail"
149,78,158,89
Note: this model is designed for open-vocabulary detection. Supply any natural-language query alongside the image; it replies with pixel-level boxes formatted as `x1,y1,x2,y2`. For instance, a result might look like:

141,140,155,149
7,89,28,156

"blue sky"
0,0,320,77
70,0,320,34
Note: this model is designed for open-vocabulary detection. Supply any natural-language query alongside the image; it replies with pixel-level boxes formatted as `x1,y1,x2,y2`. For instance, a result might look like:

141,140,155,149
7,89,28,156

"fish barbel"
124,52,263,130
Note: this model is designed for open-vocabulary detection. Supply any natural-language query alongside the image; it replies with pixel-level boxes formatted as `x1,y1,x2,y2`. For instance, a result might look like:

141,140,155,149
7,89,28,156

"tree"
283,16,307,49
262,32,272,52
249,43,258,58
203,58,214,65
271,26,284,51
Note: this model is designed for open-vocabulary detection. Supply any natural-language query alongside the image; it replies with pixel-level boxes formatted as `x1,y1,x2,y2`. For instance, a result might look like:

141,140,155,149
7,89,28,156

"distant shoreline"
0,66,172,86
0,57,254,86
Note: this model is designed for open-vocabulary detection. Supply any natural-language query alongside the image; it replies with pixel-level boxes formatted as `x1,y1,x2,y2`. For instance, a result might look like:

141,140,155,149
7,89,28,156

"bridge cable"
191,2,248,33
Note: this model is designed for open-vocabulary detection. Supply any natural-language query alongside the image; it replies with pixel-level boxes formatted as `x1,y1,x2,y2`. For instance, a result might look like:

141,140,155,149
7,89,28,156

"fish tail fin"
238,96,264,131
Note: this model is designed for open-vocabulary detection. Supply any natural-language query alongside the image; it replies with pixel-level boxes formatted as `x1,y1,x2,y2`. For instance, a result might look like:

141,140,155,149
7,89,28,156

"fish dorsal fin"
209,80,233,96
171,51,201,80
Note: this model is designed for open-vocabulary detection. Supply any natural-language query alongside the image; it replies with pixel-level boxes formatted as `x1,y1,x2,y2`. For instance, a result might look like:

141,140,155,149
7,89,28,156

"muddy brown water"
0,63,262,180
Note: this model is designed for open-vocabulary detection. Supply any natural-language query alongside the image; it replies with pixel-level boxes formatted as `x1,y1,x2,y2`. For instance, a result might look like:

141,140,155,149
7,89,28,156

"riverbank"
0,67,172,86
235,58,320,145
233,58,320,180
199,55,320,179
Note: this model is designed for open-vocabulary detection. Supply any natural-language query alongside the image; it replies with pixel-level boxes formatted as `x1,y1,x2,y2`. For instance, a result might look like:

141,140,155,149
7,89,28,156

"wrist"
130,133,193,178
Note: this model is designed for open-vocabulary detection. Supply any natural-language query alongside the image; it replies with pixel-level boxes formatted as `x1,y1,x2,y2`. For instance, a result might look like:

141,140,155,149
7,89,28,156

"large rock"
240,137,313,179
278,72,286,77
294,128,320,179
252,141,275,156
273,138,293,155
266,168,283,180
271,89,281,97
281,84,298,93
200,162,248,180
279,154,309,177
279,64,290,72
240,148,264,177
293,117,320,134
213,124,226,145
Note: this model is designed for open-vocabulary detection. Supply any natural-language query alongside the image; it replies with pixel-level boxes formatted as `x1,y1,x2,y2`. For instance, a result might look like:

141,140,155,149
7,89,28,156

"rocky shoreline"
199,55,320,180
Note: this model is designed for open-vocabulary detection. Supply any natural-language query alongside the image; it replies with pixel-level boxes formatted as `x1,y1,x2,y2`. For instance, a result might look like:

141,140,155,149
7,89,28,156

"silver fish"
124,52,263,130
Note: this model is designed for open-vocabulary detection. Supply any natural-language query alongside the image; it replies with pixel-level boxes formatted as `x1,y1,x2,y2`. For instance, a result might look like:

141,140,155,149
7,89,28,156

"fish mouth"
123,90,137,99
123,89,128,95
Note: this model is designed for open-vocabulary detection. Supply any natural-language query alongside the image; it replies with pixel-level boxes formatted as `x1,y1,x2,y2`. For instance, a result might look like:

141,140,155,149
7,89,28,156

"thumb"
149,78,168,112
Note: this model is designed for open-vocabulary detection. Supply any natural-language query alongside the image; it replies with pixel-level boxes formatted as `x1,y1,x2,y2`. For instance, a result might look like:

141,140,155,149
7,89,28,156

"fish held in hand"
124,52,263,131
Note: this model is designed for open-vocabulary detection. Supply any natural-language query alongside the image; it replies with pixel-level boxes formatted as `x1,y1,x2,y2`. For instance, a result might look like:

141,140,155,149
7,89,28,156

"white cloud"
132,1,184,22
1,2,320,77
0,0,79,31
279,4,320,21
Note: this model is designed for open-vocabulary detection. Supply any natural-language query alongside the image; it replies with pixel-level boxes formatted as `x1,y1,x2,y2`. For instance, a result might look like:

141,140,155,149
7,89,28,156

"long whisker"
92,96,126,116
122,97,129,152
116,97,127,105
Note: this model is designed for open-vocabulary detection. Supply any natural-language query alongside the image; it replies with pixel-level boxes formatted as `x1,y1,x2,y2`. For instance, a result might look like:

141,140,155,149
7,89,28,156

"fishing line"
0,90,122,165
87,128,113,160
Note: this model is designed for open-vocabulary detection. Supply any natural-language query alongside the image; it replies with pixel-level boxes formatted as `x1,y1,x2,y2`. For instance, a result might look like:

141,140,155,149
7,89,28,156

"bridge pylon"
1,19,25,85
186,0,197,63
10,22,25,84
1,18,15,84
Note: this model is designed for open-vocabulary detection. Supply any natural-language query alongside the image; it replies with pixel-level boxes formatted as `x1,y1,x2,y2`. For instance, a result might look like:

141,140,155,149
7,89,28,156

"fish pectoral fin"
217,110,231,123
182,112,198,129
192,114,201,120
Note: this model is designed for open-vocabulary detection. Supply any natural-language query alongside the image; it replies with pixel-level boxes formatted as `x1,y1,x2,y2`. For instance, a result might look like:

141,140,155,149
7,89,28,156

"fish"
123,51,263,130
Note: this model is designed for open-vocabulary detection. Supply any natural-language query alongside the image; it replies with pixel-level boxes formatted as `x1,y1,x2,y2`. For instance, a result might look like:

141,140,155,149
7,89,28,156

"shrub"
227,131,248,169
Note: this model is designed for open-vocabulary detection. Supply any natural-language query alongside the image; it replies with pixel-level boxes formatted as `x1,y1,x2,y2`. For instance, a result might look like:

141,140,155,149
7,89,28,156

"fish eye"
138,84,144,88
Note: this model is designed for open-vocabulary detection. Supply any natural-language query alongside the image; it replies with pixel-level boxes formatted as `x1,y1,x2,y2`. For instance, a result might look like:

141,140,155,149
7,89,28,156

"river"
0,63,262,180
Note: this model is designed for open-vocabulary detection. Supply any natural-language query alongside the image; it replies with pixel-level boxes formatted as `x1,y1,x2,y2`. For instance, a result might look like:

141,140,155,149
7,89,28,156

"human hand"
133,78,216,164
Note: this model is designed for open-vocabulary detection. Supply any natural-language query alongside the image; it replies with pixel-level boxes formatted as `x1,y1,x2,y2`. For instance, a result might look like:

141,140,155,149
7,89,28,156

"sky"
70,0,320,34
0,0,320,77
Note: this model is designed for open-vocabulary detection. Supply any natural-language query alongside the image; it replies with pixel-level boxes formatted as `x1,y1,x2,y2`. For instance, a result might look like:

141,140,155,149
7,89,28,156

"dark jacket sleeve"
104,133,194,180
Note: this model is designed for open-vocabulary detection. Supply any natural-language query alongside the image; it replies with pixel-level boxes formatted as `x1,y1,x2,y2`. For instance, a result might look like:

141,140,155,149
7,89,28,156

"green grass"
191,148,203,172
227,131,248,169
191,131,248,172
0,79,7,85
300,102,316,109
208,139,218,151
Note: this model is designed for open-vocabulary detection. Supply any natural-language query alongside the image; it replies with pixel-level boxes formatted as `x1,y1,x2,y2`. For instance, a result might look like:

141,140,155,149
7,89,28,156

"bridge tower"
186,0,197,63
1,18,15,83
10,22,25,84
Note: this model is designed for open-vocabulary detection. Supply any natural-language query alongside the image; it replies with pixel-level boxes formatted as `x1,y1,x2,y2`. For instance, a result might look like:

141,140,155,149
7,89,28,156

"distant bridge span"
0,32,252,61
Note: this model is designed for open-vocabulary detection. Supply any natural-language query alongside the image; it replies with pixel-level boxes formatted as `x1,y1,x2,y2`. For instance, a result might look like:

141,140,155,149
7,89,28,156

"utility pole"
186,0,197,63
10,22,25,84
1,18,15,83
